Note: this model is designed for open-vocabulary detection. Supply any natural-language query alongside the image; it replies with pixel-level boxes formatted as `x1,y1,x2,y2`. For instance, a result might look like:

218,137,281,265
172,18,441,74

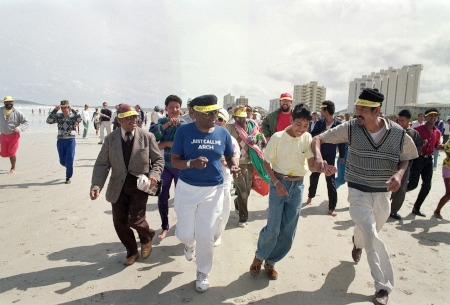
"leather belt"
273,171,303,181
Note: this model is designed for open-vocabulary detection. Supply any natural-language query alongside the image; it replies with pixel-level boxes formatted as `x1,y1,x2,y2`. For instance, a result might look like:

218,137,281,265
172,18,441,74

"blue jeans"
336,145,348,188
255,179,304,266
433,149,439,168
56,139,76,179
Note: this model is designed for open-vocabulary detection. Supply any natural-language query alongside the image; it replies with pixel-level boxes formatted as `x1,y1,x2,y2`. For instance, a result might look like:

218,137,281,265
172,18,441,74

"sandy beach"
0,131,449,305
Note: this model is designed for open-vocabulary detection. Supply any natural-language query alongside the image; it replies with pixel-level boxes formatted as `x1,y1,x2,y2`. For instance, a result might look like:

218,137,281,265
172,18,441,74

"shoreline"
0,131,448,304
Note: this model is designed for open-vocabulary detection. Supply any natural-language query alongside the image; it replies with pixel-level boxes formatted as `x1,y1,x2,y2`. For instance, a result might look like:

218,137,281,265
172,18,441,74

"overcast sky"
1,0,449,110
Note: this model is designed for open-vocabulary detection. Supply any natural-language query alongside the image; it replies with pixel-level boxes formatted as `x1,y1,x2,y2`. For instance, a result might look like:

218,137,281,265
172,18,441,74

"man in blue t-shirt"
171,94,240,293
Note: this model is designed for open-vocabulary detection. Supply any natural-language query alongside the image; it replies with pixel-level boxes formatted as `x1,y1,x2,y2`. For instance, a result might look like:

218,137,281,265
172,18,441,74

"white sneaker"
214,236,222,247
196,271,209,292
238,222,247,227
184,244,195,261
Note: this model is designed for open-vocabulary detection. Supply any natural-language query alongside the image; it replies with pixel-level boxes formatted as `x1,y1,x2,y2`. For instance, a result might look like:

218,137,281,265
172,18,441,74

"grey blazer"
91,127,164,203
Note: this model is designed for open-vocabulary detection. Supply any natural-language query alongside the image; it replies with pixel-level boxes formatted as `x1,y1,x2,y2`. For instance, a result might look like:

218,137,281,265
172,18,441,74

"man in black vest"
311,89,418,305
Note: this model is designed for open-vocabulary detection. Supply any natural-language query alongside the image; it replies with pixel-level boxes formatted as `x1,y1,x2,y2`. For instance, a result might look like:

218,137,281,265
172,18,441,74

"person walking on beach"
250,103,330,281
92,108,100,135
226,105,268,227
0,96,29,173
90,104,164,266
171,94,240,292
262,92,293,141
311,88,418,305
306,100,345,216
411,113,424,128
149,95,186,240
46,100,82,184
407,107,443,217
80,104,90,138
98,102,112,144
135,104,145,128
389,109,422,220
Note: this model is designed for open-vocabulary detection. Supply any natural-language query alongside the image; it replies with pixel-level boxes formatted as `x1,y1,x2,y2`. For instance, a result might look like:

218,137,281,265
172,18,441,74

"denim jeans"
56,138,76,179
255,179,304,266
336,145,348,188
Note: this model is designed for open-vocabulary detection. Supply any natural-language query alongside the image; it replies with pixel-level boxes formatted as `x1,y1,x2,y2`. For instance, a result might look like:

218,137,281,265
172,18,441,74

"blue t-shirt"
171,123,234,186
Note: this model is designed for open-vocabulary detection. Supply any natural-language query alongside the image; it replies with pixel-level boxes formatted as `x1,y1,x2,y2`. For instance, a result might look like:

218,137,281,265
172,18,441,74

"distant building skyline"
348,65,423,116
294,81,327,113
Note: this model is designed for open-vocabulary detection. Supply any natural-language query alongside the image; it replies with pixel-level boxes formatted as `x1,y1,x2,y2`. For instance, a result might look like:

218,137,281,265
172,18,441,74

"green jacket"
261,109,281,138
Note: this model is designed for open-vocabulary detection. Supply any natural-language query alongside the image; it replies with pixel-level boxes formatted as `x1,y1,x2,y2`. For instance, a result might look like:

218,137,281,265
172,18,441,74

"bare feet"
8,168,15,174
328,209,337,217
306,197,312,205
158,229,169,239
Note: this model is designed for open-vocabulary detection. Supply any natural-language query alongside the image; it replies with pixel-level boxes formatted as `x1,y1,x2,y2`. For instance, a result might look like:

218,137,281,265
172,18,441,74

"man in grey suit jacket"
90,104,164,266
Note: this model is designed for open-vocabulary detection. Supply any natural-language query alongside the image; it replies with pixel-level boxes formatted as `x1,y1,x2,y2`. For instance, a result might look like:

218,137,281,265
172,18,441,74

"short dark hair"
292,103,312,121
398,109,412,119
164,95,182,107
321,100,335,115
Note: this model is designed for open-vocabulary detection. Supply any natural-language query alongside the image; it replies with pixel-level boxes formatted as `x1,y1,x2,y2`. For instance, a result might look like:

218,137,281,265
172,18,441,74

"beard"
281,104,291,113
4,104,13,110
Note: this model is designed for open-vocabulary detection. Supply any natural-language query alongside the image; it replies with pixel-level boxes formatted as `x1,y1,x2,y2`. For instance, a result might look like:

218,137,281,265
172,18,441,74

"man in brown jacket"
90,104,164,266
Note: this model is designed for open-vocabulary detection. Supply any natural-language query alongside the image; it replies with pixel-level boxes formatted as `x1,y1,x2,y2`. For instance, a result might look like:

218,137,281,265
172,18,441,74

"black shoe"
412,208,426,217
389,212,401,220
373,289,389,305
65,178,71,184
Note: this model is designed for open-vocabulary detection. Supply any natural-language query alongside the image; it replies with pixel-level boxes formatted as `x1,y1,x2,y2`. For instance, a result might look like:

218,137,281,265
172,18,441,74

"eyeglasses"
203,110,219,117
123,115,139,121
217,117,224,122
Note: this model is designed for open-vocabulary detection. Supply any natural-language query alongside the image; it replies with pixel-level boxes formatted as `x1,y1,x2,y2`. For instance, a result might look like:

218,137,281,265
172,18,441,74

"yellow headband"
234,108,247,118
425,111,439,116
118,110,139,118
354,99,381,107
320,104,327,108
193,104,220,112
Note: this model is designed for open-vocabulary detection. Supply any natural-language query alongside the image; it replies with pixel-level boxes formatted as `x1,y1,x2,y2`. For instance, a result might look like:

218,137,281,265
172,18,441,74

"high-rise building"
269,98,279,113
348,65,423,115
293,81,326,112
236,95,249,106
223,93,235,109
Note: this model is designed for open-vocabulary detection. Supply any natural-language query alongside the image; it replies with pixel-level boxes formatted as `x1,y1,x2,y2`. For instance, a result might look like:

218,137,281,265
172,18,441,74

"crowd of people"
1,91,449,304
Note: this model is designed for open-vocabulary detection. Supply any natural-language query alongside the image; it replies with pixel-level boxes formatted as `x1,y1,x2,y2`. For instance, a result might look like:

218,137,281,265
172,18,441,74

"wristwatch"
186,159,191,168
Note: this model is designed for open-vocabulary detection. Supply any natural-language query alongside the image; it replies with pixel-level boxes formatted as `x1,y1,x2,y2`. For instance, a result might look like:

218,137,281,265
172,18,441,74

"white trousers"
99,121,111,142
174,180,224,275
348,187,394,293
214,185,231,241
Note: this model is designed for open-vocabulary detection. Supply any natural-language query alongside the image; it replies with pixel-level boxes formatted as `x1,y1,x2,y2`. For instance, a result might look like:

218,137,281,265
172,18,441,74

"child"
434,140,450,219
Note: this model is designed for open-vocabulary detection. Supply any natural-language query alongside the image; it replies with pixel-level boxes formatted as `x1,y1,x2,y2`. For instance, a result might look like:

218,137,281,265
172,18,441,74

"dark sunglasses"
203,110,219,117
217,117,224,122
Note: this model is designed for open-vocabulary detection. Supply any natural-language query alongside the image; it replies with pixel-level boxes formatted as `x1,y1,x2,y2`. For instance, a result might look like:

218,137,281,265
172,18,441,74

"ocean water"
10,104,112,134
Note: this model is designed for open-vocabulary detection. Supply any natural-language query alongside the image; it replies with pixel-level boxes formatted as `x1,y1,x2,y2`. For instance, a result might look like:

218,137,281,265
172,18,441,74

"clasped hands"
314,158,337,176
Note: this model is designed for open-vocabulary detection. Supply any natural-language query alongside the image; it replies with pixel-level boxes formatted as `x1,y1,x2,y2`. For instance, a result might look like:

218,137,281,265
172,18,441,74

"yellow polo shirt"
264,126,314,176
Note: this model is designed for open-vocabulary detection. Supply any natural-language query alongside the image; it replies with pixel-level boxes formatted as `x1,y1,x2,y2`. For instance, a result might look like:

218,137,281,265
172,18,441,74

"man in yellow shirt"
249,103,335,280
